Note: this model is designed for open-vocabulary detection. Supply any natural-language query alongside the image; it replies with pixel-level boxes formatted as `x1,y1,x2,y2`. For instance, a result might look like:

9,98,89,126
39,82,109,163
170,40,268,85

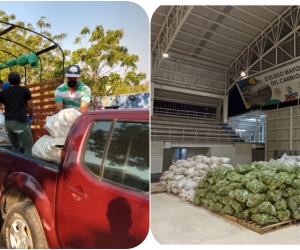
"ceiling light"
240,71,246,77
247,118,260,122
235,129,245,132
163,53,169,58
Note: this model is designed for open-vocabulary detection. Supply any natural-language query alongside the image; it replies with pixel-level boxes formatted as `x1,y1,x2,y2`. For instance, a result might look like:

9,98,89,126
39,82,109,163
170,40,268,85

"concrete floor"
151,191,300,245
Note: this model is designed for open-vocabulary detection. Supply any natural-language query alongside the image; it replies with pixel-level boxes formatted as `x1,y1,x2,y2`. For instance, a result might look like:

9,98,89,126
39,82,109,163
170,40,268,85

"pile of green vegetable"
193,163,300,225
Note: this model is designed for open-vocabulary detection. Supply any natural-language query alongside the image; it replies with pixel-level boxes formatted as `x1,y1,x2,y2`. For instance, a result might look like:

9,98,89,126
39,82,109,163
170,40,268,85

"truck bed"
0,146,59,223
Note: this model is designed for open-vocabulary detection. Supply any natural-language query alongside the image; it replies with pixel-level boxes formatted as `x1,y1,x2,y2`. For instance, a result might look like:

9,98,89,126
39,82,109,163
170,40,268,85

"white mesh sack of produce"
210,156,219,164
182,161,195,168
174,167,186,175
176,177,188,189
282,160,297,166
0,110,4,126
44,108,81,138
194,163,209,171
201,156,210,164
173,175,185,181
193,155,204,162
32,135,66,163
187,189,195,202
217,157,230,165
169,165,177,171
211,163,221,169
184,179,197,190
184,167,195,176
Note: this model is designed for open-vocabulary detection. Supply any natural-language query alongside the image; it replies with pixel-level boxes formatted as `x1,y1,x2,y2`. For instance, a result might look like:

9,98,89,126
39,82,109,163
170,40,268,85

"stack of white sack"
32,108,81,163
0,110,10,143
267,153,300,167
44,108,81,138
32,136,65,163
158,155,233,202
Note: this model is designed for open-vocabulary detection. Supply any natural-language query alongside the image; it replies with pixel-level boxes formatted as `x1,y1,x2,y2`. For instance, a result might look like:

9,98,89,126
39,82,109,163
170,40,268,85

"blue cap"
65,65,81,77
2,82,9,90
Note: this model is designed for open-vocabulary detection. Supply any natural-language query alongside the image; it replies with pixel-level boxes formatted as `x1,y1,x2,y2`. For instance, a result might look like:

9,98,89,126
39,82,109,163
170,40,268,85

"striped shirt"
54,82,91,111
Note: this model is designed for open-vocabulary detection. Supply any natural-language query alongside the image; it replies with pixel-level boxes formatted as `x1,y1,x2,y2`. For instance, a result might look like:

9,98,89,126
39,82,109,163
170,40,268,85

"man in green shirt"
54,64,91,114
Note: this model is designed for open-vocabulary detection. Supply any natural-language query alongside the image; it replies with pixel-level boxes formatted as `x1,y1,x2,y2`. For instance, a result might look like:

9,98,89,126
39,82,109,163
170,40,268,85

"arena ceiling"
151,6,300,110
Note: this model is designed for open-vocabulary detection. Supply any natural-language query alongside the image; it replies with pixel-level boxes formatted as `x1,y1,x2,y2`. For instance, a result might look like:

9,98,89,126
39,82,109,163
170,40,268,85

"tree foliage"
71,25,147,97
0,11,69,83
0,12,147,98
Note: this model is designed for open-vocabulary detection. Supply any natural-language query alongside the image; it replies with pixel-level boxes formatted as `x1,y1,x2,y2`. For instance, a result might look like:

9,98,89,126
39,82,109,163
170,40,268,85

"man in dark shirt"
0,72,34,156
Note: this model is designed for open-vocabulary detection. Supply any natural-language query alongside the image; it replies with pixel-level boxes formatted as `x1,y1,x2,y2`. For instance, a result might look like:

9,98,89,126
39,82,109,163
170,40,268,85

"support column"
216,99,223,116
256,112,259,142
150,81,155,117
223,95,228,123
290,106,293,150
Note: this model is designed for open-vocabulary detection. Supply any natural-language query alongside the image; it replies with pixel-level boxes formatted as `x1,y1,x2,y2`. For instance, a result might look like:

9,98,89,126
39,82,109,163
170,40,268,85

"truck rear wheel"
4,201,48,249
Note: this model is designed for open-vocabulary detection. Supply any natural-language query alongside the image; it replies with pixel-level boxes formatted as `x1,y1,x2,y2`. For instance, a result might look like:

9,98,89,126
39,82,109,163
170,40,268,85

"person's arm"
55,102,63,114
79,102,89,113
79,87,92,113
54,88,63,114
27,100,34,119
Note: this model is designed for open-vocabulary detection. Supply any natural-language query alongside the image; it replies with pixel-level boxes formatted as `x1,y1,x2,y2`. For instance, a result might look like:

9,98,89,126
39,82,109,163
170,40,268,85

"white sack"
44,108,81,138
0,110,4,126
162,170,170,176
258,161,269,166
282,160,297,166
182,161,195,168
171,187,179,194
0,135,9,143
159,175,167,181
196,170,207,177
184,179,198,190
187,189,195,202
194,163,209,171
32,135,65,163
174,167,186,175
192,177,202,182
168,181,178,188
211,163,221,169
201,156,210,164
210,156,219,164
169,165,177,171
176,177,188,189
165,172,174,180
173,175,185,181
217,157,230,165
184,167,195,176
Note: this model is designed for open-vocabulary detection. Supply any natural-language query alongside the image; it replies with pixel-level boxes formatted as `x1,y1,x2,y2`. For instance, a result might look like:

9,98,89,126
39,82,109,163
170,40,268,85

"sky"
0,1,150,80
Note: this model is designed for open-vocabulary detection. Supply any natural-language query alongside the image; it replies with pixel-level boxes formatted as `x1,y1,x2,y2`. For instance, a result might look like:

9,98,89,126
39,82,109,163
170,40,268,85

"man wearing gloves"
0,72,34,156
54,64,91,114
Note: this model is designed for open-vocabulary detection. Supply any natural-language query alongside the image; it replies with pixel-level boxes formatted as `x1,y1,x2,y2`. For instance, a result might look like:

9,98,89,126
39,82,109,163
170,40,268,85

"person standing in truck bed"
0,72,34,156
54,64,92,114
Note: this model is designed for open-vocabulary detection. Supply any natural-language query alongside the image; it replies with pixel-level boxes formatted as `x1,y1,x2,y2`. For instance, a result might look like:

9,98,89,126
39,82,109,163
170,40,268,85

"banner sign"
236,60,300,109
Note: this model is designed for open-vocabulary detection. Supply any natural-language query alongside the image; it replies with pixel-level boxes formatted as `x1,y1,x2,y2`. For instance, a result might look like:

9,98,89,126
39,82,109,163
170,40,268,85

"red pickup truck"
0,108,149,248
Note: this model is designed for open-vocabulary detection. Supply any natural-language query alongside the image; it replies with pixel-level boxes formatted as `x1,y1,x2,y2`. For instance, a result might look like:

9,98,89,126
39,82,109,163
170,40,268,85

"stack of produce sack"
193,162,300,225
0,110,10,143
158,155,233,202
32,108,81,163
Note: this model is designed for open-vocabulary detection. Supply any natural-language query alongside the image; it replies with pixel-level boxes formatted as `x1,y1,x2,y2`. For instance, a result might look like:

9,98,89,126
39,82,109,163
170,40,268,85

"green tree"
0,11,69,84
71,25,146,97
113,81,149,95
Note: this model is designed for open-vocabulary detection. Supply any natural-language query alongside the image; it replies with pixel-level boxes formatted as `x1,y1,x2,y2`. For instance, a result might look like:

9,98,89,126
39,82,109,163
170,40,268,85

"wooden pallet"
200,204,293,234
237,219,292,235
151,185,166,194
